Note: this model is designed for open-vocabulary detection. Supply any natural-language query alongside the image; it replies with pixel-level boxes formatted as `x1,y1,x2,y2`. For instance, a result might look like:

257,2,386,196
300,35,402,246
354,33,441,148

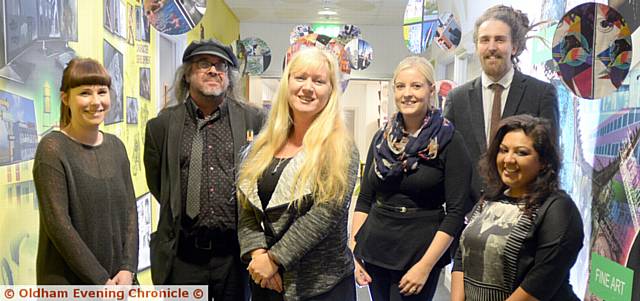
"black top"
238,148,360,300
180,99,235,232
454,191,583,301
33,132,138,284
354,130,471,270
258,157,293,210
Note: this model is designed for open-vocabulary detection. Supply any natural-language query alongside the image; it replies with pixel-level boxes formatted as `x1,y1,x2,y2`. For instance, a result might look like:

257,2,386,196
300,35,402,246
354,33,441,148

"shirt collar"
186,96,228,121
481,67,515,89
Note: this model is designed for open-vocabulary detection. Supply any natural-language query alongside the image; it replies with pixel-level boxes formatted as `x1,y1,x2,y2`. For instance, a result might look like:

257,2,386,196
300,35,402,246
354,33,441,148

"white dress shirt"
481,68,515,144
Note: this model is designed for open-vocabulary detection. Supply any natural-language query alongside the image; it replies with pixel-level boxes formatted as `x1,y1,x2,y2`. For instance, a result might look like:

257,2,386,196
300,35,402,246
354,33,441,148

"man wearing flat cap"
144,39,265,301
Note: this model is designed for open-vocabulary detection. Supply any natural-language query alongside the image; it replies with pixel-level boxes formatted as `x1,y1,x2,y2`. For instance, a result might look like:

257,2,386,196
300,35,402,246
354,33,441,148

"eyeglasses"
195,60,228,72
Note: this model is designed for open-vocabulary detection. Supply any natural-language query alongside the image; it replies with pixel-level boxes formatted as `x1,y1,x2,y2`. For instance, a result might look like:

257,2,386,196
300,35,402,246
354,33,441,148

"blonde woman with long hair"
237,47,359,301
350,56,471,300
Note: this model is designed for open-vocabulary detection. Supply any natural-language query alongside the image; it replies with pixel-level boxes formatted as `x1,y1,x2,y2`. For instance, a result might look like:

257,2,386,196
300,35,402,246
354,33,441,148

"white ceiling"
224,0,409,26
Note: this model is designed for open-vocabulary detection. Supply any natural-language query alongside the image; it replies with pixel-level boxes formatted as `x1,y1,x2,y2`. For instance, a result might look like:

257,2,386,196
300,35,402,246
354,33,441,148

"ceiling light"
318,9,337,16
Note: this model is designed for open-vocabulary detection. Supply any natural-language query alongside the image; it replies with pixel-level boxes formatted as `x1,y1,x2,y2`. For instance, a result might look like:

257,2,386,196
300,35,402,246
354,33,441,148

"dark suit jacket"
443,70,559,208
143,97,265,284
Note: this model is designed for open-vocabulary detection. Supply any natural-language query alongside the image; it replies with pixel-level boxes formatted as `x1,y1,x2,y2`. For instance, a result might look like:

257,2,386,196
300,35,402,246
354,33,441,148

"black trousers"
167,251,248,301
250,273,356,301
366,263,441,301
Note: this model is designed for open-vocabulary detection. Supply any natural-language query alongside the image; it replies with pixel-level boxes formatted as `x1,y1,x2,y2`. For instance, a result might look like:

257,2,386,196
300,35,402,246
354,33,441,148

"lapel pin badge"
246,130,254,142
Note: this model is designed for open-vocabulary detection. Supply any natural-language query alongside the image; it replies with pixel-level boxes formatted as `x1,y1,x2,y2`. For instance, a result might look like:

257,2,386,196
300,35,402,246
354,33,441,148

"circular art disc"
435,12,462,51
234,40,248,76
402,0,439,54
240,37,272,75
335,24,362,45
345,38,373,70
327,38,351,91
143,0,205,35
284,36,351,91
289,24,314,45
552,3,632,99
284,33,332,65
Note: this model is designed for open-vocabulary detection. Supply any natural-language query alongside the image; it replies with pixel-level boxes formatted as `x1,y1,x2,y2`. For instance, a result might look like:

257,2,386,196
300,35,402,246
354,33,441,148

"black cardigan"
454,190,584,300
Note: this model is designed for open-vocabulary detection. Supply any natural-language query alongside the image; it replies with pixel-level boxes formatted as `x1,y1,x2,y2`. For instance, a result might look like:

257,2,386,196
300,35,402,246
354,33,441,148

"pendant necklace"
271,157,288,175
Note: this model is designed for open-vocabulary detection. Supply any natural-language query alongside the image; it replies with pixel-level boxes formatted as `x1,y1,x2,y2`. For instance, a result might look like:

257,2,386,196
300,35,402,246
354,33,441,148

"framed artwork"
103,40,124,125
126,3,135,45
126,97,138,124
139,67,150,100
135,5,150,42
0,90,37,166
136,193,151,271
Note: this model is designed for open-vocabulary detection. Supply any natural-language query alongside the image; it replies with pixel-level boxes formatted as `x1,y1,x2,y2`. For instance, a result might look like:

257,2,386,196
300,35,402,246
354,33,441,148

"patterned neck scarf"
373,108,454,180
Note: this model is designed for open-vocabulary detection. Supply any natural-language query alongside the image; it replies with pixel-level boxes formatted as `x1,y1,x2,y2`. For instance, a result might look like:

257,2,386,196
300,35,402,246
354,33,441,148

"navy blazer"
443,70,559,206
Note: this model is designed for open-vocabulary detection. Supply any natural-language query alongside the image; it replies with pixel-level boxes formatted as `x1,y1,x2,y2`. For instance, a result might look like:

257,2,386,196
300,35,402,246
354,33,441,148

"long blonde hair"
238,47,352,206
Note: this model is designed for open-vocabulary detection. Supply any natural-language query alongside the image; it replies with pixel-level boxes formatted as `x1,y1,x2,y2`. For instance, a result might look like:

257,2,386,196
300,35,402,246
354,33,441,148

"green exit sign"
589,252,634,301
312,24,340,38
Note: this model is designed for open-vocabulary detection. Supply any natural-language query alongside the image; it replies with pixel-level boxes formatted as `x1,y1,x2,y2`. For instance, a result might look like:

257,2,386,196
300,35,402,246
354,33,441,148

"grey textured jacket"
237,147,359,300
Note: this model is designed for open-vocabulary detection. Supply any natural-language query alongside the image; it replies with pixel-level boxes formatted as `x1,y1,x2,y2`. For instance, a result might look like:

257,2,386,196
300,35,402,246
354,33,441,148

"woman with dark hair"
451,114,583,301
33,58,138,284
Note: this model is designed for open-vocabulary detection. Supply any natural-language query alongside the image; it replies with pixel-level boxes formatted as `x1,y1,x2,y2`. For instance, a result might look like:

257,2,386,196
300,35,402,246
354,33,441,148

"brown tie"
489,83,504,145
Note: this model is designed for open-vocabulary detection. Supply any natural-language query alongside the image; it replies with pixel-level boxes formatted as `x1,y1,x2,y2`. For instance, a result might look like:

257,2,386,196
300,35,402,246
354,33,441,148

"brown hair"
59,58,111,127
479,114,560,216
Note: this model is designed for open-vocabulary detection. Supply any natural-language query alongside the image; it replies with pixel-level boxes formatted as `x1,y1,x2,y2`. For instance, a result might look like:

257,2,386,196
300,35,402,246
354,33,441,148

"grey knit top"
238,147,359,300
33,131,138,284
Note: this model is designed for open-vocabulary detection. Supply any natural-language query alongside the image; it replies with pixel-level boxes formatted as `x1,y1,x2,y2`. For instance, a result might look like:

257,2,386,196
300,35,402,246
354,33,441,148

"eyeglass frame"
193,59,229,73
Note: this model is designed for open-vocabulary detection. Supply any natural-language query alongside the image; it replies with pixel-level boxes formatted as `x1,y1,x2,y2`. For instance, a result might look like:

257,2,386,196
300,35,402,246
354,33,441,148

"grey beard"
201,82,229,97
207,89,224,97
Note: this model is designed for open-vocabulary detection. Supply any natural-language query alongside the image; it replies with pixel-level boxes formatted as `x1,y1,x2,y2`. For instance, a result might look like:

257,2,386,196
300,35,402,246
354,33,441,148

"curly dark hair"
478,114,561,216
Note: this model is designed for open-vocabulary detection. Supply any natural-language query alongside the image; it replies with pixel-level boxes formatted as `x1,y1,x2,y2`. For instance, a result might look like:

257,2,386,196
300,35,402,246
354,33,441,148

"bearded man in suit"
444,5,559,211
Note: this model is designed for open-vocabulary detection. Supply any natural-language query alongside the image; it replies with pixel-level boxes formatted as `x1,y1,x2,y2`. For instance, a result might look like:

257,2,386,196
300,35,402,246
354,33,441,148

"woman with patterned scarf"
350,56,471,300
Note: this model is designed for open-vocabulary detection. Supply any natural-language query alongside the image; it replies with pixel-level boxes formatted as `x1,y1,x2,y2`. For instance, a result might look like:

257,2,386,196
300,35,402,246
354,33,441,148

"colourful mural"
0,0,155,285
552,2,633,99
533,1,639,298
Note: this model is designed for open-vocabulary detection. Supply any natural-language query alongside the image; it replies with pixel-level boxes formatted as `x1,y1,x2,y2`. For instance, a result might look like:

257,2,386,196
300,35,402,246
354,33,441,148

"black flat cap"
182,39,238,68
